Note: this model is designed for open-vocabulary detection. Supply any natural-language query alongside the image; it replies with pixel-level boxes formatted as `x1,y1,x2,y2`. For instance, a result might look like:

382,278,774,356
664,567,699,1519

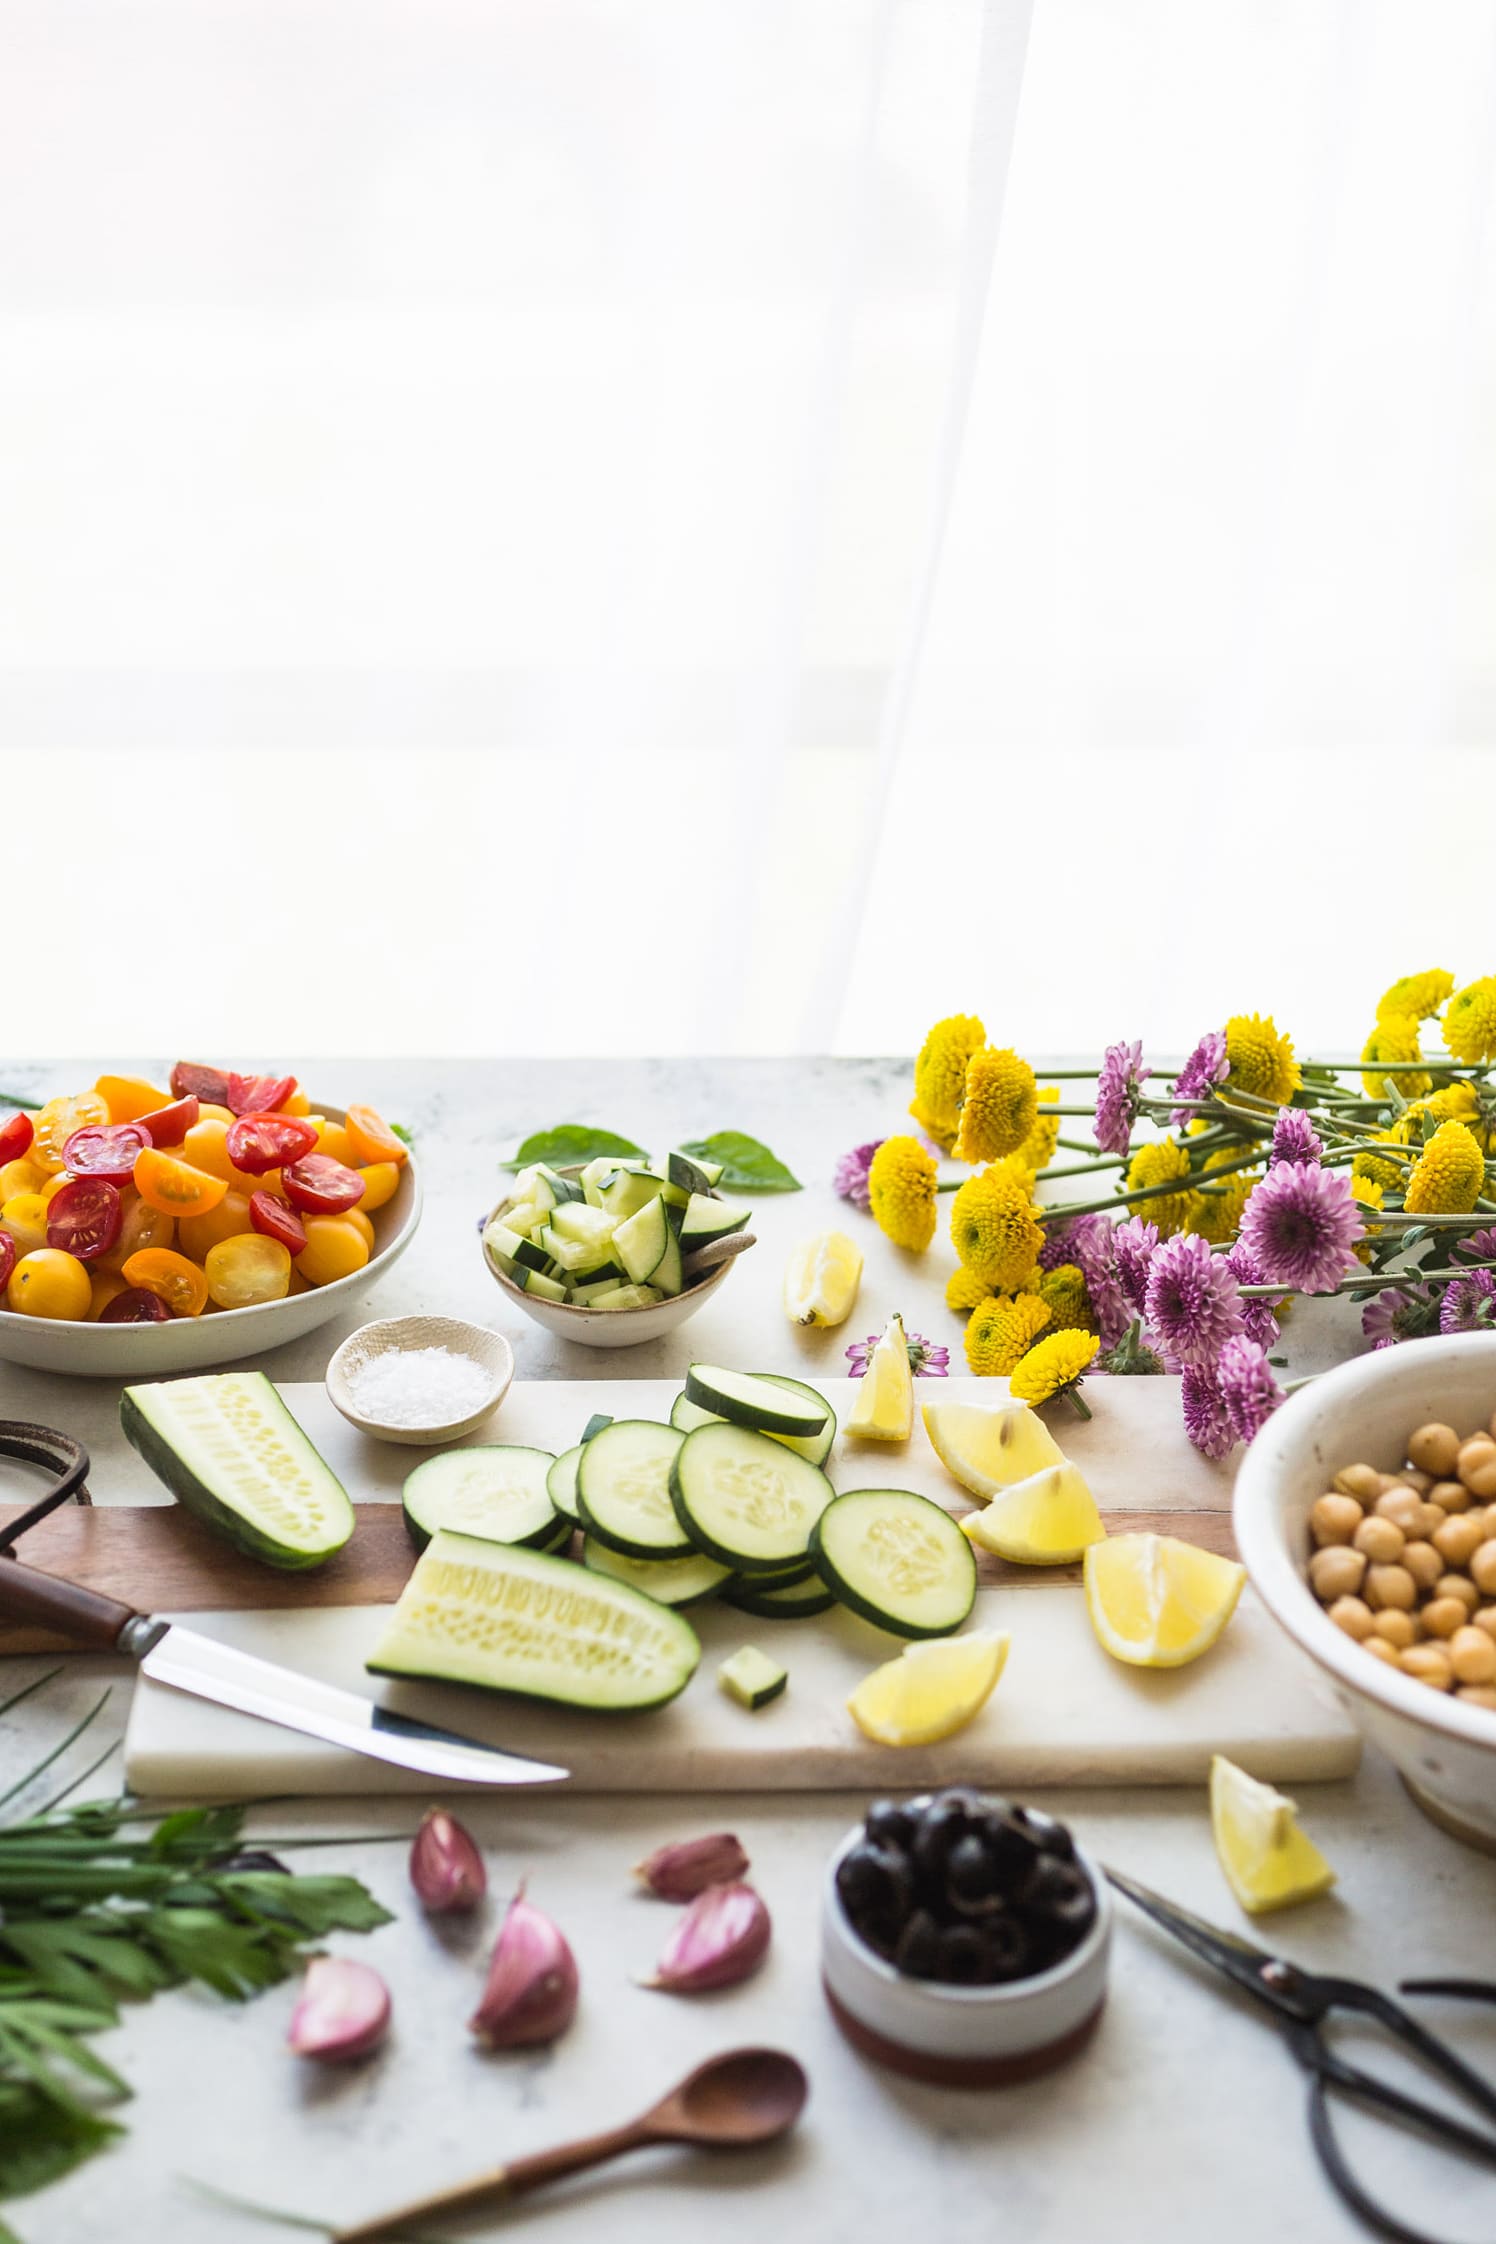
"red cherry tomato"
226,1114,318,1176
280,1154,366,1214
0,1233,14,1292
45,1178,123,1262
171,1061,231,1106
98,1285,172,1323
249,1190,308,1254
0,1113,34,1165
62,1123,151,1186
226,1073,297,1118
134,1094,198,1147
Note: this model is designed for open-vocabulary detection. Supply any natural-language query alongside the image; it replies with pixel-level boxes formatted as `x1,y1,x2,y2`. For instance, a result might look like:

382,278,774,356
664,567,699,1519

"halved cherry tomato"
99,1284,172,1323
122,1247,209,1317
62,1124,151,1186
46,1178,122,1262
294,1215,370,1287
225,1113,318,1175
88,1270,127,1319
134,1148,229,1219
280,1088,311,1117
171,1061,230,1105
177,1192,253,1262
94,1075,169,1124
305,1117,354,1165
0,1113,34,1165
98,1192,173,1275
0,1233,14,1293
8,1247,91,1319
355,1162,400,1213
345,1207,375,1254
226,1073,297,1118
205,1233,292,1308
281,1155,365,1215
29,1093,108,1176
249,1191,307,1255
133,1095,198,1147
345,1104,408,1167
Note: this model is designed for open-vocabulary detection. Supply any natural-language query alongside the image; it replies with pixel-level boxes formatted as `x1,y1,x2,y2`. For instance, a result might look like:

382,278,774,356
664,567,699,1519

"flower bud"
633,1832,750,1902
643,1882,771,1993
470,1886,578,2048
410,1808,487,1913
287,1956,391,2062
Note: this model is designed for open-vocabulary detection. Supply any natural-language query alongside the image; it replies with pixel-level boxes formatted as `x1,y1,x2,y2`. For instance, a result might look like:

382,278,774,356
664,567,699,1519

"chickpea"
1435,1573,1480,1617
1429,1478,1470,1514
1376,1472,1409,1495
1422,1596,1468,1640
1327,1595,1375,1641
1362,1635,1401,1667
1374,1486,1423,1533
1470,1542,1496,1597
1433,1513,1486,1569
1308,1545,1368,1603
1401,1468,1434,1494
1399,1644,1454,1690
1334,1464,1382,1502
1402,1540,1442,1592
1365,1562,1417,1612
1371,1608,1417,1648
1408,1422,1462,1479
1311,1493,1365,1547
1473,1606,1496,1641
1457,1684,1496,1708
1449,1627,1496,1687
1353,1515,1406,1565
1457,1437,1496,1498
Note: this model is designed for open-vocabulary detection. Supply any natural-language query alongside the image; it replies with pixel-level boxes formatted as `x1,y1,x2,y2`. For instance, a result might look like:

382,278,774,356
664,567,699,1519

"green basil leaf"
504,1124,648,1171
677,1131,801,1192
390,1121,414,1148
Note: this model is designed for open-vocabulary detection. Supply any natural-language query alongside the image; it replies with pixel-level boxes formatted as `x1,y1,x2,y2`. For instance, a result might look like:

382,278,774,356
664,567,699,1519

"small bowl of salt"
326,1316,514,1445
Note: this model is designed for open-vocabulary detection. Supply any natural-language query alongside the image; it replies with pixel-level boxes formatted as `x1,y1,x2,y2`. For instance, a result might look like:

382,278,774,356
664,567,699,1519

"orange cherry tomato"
205,1233,292,1308
345,1105,408,1167
122,1247,210,1317
197,1103,235,1127
94,1074,169,1125
294,1215,370,1288
178,1192,254,1262
134,1148,229,1220
98,1191,174,1275
280,1088,311,1117
182,1119,262,1194
29,1092,109,1176
355,1162,399,1213
345,1208,375,1253
305,1117,354,1166
1,1194,51,1257
8,1248,91,1320
88,1271,129,1320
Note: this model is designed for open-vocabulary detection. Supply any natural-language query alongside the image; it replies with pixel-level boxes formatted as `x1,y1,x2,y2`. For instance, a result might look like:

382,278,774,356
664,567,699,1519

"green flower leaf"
503,1125,647,1171
677,1132,801,1192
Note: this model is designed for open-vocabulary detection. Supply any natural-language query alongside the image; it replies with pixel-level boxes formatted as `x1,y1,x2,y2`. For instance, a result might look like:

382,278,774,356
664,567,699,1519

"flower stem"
1039,1147,1265,1225
1239,1262,1493,1299
1064,1386,1092,1420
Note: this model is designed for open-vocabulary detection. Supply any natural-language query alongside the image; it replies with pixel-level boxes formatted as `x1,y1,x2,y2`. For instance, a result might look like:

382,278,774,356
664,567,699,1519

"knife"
0,1552,568,1788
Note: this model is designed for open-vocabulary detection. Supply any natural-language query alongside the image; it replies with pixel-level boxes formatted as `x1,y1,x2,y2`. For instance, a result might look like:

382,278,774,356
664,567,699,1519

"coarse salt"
347,1345,494,1428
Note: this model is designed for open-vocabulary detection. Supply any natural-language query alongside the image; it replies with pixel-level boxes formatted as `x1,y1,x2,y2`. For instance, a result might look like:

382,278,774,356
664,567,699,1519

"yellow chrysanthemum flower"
1360,1014,1431,1102
1185,1167,1259,1245
1405,1119,1486,1216
953,1047,1038,1166
1377,969,1454,1025
1124,1137,1200,1239
868,1135,938,1252
1037,1262,1093,1334
1353,1124,1412,1192
1350,1174,1384,1263
908,1099,957,1154
1443,979,1496,1066
911,1014,986,1140
964,1291,1051,1376
1224,1012,1301,1106
1009,1329,1100,1409
945,1266,994,1316
950,1166,1045,1292
1016,1087,1060,1173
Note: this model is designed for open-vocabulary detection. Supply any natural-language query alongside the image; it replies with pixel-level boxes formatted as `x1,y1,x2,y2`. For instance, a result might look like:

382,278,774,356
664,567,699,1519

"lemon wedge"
845,1312,913,1441
847,1631,1010,1746
959,1462,1106,1564
1083,1531,1245,1667
921,1396,1065,1497
1210,1754,1337,1914
782,1230,863,1328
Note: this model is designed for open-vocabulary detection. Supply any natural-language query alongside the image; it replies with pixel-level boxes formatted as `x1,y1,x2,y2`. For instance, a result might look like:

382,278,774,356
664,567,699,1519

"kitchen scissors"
1107,1866,1496,2244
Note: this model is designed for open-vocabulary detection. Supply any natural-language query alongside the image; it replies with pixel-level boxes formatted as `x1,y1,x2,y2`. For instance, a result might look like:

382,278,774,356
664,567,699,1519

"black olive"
946,1833,1002,1907
979,1807,1044,1894
934,1923,990,1985
980,1912,1034,1982
837,1840,915,1944
1010,1804,1075,1861
892,1908,943,1980
1021,1855,1097,1941
911,1794,972,1888
864,1799,917,1854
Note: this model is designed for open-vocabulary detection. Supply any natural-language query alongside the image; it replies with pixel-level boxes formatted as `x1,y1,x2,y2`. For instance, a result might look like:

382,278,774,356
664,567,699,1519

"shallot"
642,1882,771,1993
287,1955,391,2062
470,1886,578,2048
633,1832,750,1902
410,1809,487,1913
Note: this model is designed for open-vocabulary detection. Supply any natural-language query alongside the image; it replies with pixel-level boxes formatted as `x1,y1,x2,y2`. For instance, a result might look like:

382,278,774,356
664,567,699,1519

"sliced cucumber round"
670,1378,835,1467
576,1419,693,1559
670,1422,835,1573
402,1446,558,1553
581,1536,731,1606
721,1570,836,1618
546,1443,586,1524
812,1487,977,1638
684,1364,825,1438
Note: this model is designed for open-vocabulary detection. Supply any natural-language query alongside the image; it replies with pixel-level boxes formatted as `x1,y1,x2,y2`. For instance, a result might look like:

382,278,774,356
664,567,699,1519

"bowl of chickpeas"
1235,1331,1496,1851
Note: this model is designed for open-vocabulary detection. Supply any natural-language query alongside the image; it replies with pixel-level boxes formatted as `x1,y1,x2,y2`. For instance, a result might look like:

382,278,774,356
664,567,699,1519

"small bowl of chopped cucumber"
481,1154,754,1349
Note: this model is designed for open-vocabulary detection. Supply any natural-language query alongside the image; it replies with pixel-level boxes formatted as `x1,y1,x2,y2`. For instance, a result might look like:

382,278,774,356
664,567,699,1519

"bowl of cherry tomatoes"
0,1063,422,1376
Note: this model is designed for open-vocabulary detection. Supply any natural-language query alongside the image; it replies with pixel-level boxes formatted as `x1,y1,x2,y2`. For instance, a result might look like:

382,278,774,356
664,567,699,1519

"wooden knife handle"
0,1556,147,1652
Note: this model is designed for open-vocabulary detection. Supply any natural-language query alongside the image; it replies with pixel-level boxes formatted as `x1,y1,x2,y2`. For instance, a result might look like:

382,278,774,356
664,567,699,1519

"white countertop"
1,1059,1493,2244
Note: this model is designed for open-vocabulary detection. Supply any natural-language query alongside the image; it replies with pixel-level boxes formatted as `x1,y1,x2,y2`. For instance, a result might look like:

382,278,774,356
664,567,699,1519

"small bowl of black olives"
822,1788,1112,2086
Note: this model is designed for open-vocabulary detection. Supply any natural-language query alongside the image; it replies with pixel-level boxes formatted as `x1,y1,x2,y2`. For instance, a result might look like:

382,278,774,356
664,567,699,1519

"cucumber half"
121,1372,354,1572
580,1536,731,1607
402,1446,558,1554
367,1531,701,1711
670,1377,835,1467
684,1365,825,1439
670,1421,835,1573
811,1487,977,1638
576,1419,693,1559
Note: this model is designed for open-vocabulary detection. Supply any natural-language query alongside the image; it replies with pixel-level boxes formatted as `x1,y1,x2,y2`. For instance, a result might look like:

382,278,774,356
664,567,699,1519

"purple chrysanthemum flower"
1181,1362,1236,1459
1040,1212,1109,1272
1143,1231,1245,1367
834,1140,884,1210
1094,1039,1151,1159
1440,1270,1496,1336
1269,1109,1323,1168
1454,1225,1496,1264
1222,1240,1284,1351
845,1330,949,1378
1040,1214,1131,1347
1215,1335,1284,1444
1169,1029,1229,1126
1238,1162,1364,1294
1112,1214,1161,1315
1361,1283,1440,1348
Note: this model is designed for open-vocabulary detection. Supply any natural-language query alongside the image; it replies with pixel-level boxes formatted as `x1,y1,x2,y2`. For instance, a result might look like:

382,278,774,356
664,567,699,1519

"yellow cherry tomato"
40,1172,72,1205
294,1215,370,1288
98,1192,173,1274
29,1092,109,1176
177,1192,254,1262
134,1148,228,1219
181,1119,261,1194
205,1233,291,1308
197,1103,235,1126
286,1267,311,1295
94,1074,169,1124
345,1104,407,1167
1,1193,51,1257
0,1158,46,1201
345,1208,375,1253
306,1117,354,1166
122,1247,209,1318
88,1271,129,1320
356,1162,399,1213
8,1248,91,1320
280,1089,311,1118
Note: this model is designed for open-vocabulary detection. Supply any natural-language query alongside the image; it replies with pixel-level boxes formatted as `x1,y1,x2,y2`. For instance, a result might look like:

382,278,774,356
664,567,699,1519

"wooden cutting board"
113,1378,1358,1795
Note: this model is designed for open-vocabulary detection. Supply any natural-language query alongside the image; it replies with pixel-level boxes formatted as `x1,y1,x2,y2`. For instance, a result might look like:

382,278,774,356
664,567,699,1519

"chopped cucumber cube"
719,1646,787,1709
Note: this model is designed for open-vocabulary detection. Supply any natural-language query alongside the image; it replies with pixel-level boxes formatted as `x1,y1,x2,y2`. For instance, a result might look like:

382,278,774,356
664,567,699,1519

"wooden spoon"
332,2045,808,2242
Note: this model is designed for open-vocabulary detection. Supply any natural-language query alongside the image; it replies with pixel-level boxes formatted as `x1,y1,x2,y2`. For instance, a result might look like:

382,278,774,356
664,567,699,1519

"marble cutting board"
122,1378,1359,1796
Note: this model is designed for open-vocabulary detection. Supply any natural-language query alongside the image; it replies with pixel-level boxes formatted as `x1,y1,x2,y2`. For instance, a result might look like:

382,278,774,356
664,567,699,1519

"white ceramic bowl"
480,1166,743,1350
0,1103,422,1379
326,1315,513,1445
1235,1331,1496,1850
821,1826,1112,2086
